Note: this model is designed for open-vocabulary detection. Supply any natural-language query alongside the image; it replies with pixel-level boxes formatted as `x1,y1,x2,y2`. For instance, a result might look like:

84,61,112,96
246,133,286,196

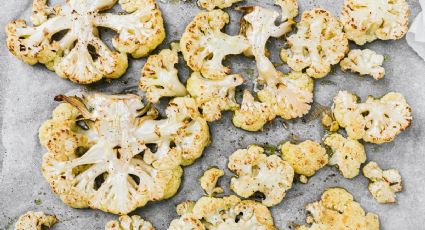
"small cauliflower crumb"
363,161,402,204
14,211,56,230
324,133,366,179
199,167,224,196
296,188,380,230
105,215,154,230
228,145,294,207
340,49,385,80
197,0,242,11
341,0,410,45
321,111,339,132
281,140,328,178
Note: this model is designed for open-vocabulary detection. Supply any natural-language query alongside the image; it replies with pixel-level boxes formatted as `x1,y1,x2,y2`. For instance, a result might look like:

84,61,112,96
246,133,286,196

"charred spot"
251,191,266,201
235,212,243,223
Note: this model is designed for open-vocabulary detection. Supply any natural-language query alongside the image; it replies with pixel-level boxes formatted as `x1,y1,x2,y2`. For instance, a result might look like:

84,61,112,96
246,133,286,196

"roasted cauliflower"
140,43,187,103
363,161,402,204
321,111,340,132
14,211,57,230
281,8,348,78
168,195,276,230
198,0,242,11
6,0,165,84
199,167,224,196
240,3,296,82
296,188,380,230
105,215,155,230
232,90,274,132
257,71,314,120
324,133,366,179
341,0,410,45
180,10,249,79
332,91,412,144
39,94,210,214
228,145,294,207
187,72,243,122
341,49,385,80
281,140,328,181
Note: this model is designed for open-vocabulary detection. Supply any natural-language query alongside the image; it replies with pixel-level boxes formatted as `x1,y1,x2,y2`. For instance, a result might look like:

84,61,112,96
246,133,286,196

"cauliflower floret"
280,140,328,180
140,43,187,103
332,91,412,144
341,49,385,80
197,0,242,11
324,133,366,179
40,94,209,214
105,215,154,230
199,167,224,196
341,0,410,45
187,72,243,122
240,3,295,82
257,71,314,120
296,188,380,230
168,196,276,230
180,10,249,79
281,8,348,78
321,111,340,132
275,0,298,21
233,90,274,132
363,161,402,204
14,211,57,230
228,145,294,207
6,0,165,84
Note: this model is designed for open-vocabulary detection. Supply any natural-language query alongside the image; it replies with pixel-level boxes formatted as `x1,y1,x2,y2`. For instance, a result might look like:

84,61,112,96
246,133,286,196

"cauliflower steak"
228,145,294,207
332,91,412,144
6,0,165,84
40,94,210,214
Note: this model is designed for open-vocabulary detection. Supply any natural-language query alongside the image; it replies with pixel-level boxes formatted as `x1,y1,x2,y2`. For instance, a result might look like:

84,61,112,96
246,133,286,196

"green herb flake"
384,55,391,62
262,144,278,155
34,199,42,205
320,80,337,86
246,68,255,79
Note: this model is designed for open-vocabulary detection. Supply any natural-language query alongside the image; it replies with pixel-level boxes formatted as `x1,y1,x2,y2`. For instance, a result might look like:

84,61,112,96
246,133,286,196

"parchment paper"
1,0,425,229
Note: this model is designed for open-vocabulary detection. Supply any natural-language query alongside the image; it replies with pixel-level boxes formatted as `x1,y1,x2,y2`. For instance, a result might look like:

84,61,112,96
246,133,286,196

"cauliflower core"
281,140,328,180
228,145,294,207
324,133,366,179
332,91,412,144
198,0,242,11
6,0,165,84
341,0,410,45
105,215,155,230
180,10,249,79
296,188,380,230
281,8,348,78
341,49,385,80
187,72,243,122
199,167,224,196
14,211,57,230
39,94,210,214
363,161,402,204
140,43,187,103
168,195,276,230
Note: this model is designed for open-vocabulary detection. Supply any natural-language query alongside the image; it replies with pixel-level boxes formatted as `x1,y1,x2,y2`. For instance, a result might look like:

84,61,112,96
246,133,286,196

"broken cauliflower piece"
363,161,402,204
6,0,165,84
321,111,339,132
257,71,314,120
281,140,328,179
332,91,412,144
140,44,187,103
240,4,295,82
199,167,224,196
341,49,385,80
187,72,243,122
281,8,348,78
233,90,274,132
197,0,242,11
296,188,380,230
180,10,249,79
40,94,209,214
14,211,57,230
105,215,154,230
228,145,294,207
324,133,366,179
341,0,410,45
168,196,276,230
